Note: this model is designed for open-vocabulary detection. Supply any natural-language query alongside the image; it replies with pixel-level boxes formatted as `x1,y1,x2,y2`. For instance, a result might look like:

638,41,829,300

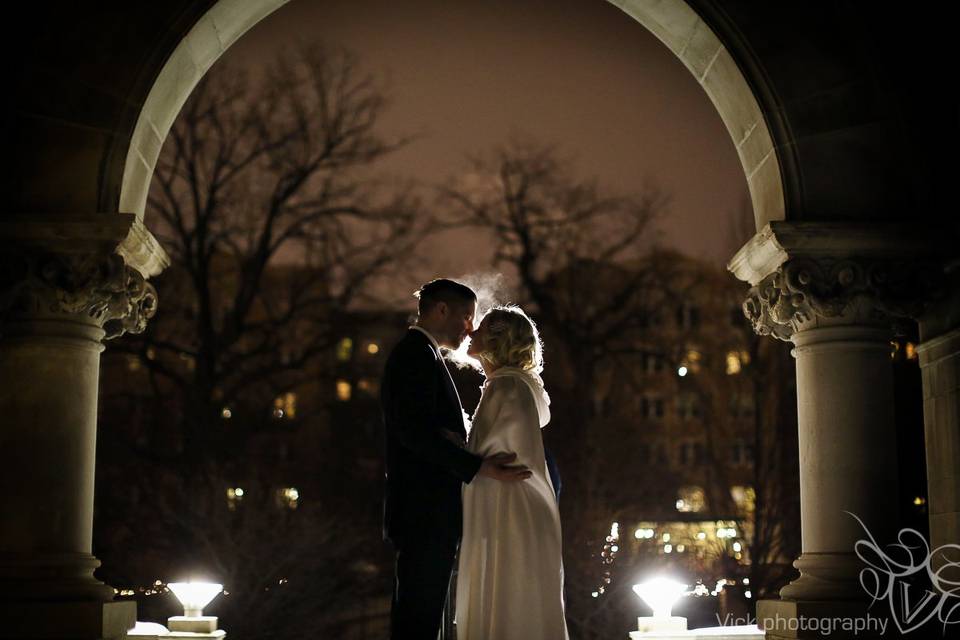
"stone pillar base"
0,600,135,639
777,553,866,601
757,599,891,640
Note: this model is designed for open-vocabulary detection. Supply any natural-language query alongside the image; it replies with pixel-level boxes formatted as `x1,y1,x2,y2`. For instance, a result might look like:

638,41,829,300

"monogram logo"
850,512,960,635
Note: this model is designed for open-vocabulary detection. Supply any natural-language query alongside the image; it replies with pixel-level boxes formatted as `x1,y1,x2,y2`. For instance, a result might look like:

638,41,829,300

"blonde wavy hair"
475,305,544,374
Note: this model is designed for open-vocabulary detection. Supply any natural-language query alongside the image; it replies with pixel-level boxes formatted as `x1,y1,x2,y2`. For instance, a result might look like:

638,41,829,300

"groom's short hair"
415,278,477,316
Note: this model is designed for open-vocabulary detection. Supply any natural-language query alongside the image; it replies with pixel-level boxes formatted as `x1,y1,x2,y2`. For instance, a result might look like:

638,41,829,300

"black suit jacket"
381,329,483,547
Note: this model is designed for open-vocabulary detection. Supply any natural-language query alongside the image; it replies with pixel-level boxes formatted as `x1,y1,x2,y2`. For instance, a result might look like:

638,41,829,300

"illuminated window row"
673,485,754,514
636,347,750,378
336,337,381,362
225,486,300,511
336,378,380,401
273,392,297,419
219,392,299,421
630,520,743,557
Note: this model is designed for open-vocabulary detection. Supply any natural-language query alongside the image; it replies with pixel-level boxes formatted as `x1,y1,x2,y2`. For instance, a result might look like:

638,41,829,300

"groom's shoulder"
387,329,435,361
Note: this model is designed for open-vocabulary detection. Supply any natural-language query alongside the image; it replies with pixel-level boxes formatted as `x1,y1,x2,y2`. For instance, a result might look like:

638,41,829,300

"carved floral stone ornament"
742,257,944,341
0,250,158,339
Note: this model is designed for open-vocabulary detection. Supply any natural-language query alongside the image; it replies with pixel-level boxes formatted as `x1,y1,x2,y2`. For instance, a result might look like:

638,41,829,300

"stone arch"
116,0,785,233
4,5,955,637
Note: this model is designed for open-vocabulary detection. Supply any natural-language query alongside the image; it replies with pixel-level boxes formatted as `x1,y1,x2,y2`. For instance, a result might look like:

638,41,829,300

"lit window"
277,487,299,510
357,378,380,396
683,349,702,372
905,342,917,360
366,342,380,355
226,487,244,510
336,380,352,401
726,351,742,375
676,486,705,512
145,347,156,360
336,338,353,362
127,356,142,372
273,392,297,419
730,485,756,514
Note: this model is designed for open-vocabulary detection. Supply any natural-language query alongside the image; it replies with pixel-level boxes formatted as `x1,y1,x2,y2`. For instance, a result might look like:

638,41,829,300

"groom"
382,278,531,639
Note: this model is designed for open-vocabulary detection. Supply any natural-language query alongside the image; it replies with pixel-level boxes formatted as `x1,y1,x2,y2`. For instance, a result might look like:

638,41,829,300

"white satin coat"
455,367,569,640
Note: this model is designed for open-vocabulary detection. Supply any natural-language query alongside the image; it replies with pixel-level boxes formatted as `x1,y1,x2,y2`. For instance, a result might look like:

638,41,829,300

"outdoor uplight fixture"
633,576,686,618
630,576,688,637
168,581,222,617
167,581,224,635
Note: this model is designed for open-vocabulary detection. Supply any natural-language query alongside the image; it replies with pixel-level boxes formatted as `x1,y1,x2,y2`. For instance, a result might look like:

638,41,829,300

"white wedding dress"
456,367,569,640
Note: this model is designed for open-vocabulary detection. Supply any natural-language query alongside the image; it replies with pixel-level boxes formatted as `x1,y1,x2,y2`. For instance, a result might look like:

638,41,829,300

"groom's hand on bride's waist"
478,452,532,482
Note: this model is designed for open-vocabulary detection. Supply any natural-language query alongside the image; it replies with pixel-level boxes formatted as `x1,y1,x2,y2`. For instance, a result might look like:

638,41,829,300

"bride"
455,305,569,640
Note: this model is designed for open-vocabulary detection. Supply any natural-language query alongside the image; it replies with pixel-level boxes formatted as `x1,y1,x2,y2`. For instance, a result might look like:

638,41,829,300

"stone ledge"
728,221,951,286
0,213,169,278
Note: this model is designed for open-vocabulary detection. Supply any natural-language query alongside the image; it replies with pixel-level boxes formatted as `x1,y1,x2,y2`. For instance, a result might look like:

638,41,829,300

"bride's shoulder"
482,373,526,399
484,373,521,392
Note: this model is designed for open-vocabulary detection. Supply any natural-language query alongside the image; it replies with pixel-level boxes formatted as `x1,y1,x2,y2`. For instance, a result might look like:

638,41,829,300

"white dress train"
456,367,569,640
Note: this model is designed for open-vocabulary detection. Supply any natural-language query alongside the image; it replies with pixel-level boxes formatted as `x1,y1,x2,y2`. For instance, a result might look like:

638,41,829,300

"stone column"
0,214,167,639
728,222,943,639
917,268,960,586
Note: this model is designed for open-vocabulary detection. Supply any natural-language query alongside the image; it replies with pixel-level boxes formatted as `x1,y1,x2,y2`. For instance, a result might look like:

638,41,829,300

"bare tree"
111,43,426,467
96,43,420,636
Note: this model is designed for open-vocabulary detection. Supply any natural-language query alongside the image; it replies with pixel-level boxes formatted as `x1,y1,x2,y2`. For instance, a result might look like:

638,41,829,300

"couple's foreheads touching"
413,278,542,375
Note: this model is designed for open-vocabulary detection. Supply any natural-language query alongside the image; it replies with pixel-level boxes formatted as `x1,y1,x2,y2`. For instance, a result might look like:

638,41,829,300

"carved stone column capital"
0,250,158,339
0,213,168,340
742,256,943,341
729,222,951,341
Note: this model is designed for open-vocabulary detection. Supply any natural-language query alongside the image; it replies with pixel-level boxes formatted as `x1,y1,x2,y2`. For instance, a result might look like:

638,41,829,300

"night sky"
224,0,748,291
